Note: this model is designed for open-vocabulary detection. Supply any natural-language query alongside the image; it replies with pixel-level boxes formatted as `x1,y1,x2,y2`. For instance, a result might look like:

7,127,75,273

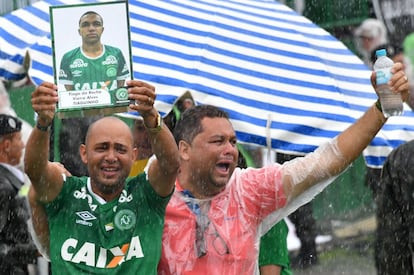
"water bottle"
373,49,403,117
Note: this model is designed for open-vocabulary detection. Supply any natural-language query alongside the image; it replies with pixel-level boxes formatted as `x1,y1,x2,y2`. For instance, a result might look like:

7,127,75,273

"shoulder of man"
62,47,82,59
381,140,414,180
388,140,414,162
0,165,22,193
104,44,123,54
64,175,88,186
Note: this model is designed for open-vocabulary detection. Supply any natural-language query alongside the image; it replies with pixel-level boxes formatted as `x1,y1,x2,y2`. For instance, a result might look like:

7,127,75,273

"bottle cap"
376,49,387,57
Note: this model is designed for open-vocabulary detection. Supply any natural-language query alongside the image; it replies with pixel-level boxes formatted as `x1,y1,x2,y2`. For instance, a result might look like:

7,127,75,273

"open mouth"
216,162,230,174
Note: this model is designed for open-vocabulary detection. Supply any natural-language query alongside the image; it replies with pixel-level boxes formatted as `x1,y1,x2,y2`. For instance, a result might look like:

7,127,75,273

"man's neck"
177,174,222,199
89,179,124,203
82,43,103,58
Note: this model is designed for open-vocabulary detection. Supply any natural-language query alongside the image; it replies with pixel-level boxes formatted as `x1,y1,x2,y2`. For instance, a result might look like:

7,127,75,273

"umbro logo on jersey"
76,211,96,227
77,211,96,221
72,70,82,77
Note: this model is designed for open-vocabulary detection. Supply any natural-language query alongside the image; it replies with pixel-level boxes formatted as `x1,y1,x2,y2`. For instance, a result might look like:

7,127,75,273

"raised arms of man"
282,62,409,201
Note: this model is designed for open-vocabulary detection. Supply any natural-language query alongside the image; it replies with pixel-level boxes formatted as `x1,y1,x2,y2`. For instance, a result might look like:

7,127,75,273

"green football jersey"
259,220,292,275
45,173,170,274
59,45,130,92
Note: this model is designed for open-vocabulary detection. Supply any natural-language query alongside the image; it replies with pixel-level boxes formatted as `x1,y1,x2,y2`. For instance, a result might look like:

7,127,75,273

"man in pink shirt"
158,63,409,274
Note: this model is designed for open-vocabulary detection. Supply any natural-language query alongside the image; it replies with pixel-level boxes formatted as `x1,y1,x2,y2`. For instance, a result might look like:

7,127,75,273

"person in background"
0,81,33,170
371,36,414,275
158,63,409,274
163,91,195,132
363,44,409,275
355,25,406,274
129,118,153,177
376,138,414,275
259,221,291,275
130,92,195,178
403,32,414,110
0,114,38,275
354,18,388,68
25,80,179,273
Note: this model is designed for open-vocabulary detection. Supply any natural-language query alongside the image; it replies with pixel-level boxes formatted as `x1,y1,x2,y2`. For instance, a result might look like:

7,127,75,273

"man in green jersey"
59,10,130,92
25,80,179,274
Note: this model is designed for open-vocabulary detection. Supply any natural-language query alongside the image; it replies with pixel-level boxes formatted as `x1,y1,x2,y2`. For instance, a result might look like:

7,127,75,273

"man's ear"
79,144,87,164
132,147,138,161
178,140,190,161
3,139,11,153
78,28,81,35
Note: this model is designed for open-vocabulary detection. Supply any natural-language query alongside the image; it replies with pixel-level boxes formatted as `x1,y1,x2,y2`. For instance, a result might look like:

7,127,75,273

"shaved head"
85,116,133,146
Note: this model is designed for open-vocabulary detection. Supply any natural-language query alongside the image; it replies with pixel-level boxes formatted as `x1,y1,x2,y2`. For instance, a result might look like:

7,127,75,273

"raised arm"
283,62,409,199
24,82,65,202
126,80,179,197
28,186,50,258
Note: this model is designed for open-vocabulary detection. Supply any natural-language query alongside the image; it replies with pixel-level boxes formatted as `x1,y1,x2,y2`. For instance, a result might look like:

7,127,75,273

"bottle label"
376,68,392,85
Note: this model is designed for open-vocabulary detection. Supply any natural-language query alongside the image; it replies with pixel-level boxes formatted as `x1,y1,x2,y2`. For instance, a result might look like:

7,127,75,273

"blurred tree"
0,0,39,15
303,0,374,56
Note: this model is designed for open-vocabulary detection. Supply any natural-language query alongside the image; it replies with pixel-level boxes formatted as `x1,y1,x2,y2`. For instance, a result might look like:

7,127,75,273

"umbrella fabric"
1,0,414,168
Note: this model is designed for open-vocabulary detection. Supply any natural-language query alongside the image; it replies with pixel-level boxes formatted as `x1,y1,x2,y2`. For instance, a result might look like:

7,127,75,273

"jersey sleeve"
259,219,291,271
130,173,173,215
115,48,130,80
59,51,74,86
43,176,79,218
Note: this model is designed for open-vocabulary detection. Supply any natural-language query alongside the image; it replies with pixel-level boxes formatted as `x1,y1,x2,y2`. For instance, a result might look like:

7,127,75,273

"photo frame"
50,1,133,118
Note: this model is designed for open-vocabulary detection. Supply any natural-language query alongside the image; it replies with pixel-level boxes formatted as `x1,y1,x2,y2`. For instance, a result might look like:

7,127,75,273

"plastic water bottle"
373,49,403,117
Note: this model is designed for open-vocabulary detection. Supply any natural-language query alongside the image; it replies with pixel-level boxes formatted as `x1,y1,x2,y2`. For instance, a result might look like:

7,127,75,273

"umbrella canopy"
1,0,414,168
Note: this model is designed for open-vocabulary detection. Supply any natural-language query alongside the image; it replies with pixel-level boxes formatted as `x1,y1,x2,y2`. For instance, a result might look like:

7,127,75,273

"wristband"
36,121,52,132
375,99,383,113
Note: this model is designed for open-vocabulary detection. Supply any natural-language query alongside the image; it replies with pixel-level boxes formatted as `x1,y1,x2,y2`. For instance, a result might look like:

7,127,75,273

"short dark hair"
173,105,229,145
79,11,103,26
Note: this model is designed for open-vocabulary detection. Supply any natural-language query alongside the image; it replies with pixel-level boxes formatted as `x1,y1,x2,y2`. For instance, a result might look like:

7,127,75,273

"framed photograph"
50,1,133,118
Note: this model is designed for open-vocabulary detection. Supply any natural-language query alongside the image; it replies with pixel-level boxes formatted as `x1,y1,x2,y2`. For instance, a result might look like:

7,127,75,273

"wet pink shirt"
158,164,287,275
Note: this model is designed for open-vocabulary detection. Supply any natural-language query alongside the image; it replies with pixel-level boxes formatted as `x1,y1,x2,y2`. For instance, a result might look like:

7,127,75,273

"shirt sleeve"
116,48,130,80
59,51,73,86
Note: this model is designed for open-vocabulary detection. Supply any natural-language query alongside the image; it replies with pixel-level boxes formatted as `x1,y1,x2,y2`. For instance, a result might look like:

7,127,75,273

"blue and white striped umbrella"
1,0,414,168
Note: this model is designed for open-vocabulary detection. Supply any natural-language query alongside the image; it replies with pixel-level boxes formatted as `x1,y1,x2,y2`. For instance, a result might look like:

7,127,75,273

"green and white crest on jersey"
115,87,129,101
114,209,136,231
106,67,117,77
